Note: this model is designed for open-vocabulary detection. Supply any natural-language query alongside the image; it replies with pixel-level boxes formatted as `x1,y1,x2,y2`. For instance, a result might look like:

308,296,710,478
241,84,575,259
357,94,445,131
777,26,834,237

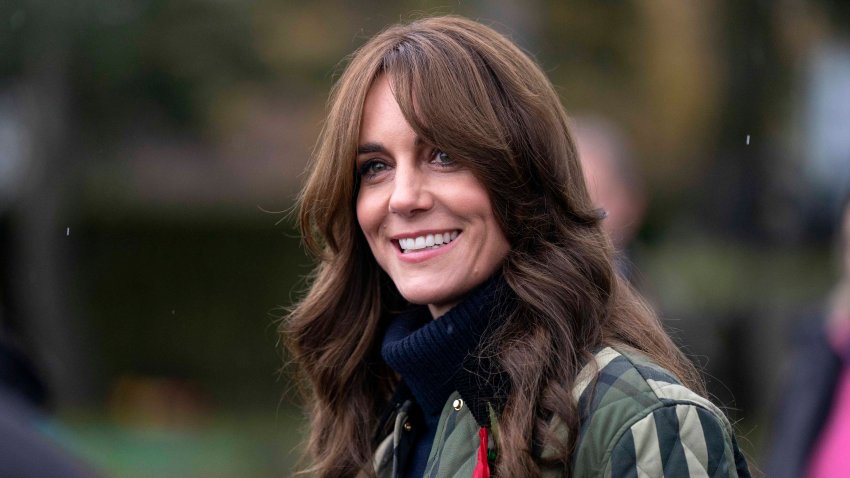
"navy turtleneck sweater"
381,276,507,477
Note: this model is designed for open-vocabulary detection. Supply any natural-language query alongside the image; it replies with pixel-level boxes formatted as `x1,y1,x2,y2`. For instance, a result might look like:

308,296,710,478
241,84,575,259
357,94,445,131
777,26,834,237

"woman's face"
355,75,510,318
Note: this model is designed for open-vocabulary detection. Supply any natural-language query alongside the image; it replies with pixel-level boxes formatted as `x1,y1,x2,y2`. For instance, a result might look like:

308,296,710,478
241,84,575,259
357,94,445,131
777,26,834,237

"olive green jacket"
373,346,751,477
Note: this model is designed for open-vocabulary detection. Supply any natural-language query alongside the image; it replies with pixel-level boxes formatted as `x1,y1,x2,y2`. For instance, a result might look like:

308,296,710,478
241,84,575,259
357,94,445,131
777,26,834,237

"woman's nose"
388,166,432,216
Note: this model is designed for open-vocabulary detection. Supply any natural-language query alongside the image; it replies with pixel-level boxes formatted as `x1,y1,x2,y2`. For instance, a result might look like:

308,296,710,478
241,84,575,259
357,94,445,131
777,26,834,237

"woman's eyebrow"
357,137,425,155
357,143,386,155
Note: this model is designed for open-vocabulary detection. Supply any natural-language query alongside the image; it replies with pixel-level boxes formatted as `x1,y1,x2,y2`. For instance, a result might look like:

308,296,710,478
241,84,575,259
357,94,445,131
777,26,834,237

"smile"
397,230,460,253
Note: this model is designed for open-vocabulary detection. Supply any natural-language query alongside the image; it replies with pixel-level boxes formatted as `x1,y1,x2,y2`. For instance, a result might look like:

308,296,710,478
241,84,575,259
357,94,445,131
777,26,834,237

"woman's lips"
393,231,461,263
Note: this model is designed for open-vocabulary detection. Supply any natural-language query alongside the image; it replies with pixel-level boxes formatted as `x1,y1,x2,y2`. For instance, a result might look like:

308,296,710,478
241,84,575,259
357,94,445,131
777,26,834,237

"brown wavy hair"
285,15,704,477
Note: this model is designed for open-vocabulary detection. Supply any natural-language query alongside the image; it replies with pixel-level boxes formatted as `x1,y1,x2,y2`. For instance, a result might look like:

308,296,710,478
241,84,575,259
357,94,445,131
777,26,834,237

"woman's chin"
397,286,461,313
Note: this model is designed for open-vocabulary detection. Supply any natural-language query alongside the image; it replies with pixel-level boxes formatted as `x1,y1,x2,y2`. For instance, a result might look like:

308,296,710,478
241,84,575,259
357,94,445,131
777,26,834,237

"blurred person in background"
285,16,750,478
0,212,96,476
573,117,647,282
0,332,97,477
767,191,850,478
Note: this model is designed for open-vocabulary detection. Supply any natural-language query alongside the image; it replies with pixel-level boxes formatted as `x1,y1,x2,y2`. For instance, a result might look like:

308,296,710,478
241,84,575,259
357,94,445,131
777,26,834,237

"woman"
285,15,751,478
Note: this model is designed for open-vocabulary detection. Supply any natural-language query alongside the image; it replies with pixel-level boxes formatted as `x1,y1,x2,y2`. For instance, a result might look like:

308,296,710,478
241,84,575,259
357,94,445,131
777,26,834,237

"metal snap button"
403,421,413,432
452,398,464,411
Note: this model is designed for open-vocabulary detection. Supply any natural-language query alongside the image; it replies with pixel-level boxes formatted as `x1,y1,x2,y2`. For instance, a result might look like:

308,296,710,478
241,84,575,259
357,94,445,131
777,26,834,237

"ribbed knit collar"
381,275,511,421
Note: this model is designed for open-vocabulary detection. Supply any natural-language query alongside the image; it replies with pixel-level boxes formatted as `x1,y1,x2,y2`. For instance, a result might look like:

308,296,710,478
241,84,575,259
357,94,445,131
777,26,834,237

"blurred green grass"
55,408,305,478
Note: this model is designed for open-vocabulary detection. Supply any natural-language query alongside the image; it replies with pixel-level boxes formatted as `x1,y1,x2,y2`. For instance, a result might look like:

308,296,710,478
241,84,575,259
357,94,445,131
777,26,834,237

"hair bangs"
380,35,511,168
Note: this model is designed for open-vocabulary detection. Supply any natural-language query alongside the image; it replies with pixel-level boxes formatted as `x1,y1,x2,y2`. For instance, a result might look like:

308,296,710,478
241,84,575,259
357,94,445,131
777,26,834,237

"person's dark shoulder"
0,390,99,478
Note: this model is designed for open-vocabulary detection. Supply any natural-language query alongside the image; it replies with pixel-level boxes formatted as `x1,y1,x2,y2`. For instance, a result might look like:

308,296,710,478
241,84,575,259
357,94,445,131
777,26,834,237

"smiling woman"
284,15,751,478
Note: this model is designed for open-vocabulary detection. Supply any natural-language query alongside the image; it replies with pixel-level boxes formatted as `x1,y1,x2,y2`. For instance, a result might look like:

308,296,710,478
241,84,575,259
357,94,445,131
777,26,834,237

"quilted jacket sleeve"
609,403,746,478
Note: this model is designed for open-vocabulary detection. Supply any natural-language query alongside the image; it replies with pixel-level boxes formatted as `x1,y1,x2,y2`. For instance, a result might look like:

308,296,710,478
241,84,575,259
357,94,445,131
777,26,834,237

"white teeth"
398,230,460,253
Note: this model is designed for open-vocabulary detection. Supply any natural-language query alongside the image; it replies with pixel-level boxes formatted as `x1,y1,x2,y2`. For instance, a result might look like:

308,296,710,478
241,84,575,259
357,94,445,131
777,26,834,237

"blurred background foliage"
1,0,849,476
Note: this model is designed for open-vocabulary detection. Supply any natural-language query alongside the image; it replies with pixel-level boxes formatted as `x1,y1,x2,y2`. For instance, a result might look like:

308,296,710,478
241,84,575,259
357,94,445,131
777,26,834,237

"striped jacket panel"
569,347,750,478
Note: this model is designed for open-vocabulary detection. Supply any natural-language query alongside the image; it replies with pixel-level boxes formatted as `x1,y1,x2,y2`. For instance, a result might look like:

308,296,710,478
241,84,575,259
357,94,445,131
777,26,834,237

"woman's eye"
432,150,453,166
358,160,387,178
